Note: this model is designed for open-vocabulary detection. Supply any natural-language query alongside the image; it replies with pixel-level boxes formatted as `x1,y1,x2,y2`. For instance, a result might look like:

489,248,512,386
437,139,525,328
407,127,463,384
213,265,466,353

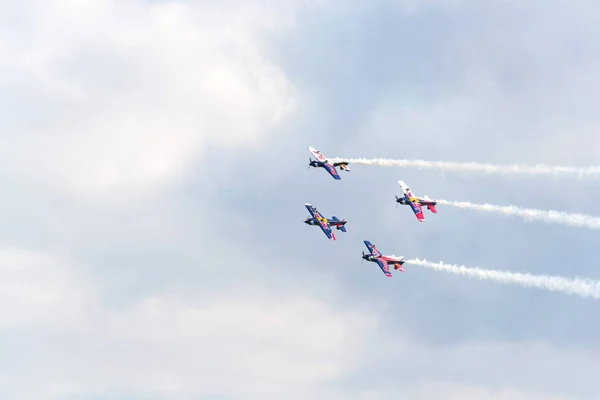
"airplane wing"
323,163,341,180
375,258,392,277
363,240,382,257
410,201,426,222
305,203,318,218
307,146,328,163
318,223,336,240
398,180,410,196
398,181,426,221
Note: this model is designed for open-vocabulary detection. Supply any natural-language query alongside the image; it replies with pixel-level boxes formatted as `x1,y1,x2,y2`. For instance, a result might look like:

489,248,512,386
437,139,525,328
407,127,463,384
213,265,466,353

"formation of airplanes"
304,146,438,278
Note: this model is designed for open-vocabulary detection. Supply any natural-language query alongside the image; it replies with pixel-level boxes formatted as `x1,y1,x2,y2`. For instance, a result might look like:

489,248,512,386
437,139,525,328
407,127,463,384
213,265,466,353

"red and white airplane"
362,240,405,278
395,180,438,222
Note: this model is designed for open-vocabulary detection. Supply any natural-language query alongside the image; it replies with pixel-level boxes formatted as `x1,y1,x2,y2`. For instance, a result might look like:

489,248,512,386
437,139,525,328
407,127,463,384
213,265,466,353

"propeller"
308,158,313,170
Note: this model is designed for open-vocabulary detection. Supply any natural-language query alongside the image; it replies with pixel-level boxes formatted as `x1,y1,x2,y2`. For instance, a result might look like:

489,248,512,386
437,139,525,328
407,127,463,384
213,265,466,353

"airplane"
304,203,347,240
307,146,350,180
395,180,438,222
361,240,405,278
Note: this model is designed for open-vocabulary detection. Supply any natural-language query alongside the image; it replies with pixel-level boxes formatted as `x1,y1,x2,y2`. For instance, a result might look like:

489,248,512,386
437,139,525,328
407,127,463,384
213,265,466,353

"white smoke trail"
330,157,600,178
436,199,600,230
406,258,600,299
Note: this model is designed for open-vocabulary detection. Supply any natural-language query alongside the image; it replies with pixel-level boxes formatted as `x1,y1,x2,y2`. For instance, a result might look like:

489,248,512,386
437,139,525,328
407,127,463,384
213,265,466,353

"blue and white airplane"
307,146,350,180
304,203,347,240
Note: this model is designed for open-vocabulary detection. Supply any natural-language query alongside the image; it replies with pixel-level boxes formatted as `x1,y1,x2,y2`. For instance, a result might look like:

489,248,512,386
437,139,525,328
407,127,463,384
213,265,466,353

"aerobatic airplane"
307,146,350,180
362,240,405,278
304,203,347,240
395,180,438,222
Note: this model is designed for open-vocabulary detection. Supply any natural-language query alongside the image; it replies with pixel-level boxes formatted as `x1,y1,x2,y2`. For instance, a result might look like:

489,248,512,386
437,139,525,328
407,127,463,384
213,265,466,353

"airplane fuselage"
305,217,323,226
305,217,346,228
363,254,404,269
396,195,436,206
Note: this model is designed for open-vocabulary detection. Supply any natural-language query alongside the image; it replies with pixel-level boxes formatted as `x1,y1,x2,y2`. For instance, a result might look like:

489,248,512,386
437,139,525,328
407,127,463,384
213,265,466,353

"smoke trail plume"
436,199,600,230
406,258,600,299
330,157,600,178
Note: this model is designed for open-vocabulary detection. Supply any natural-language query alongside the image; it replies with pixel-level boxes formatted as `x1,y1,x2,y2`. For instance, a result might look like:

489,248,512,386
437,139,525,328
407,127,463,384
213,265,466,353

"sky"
1,0,600,399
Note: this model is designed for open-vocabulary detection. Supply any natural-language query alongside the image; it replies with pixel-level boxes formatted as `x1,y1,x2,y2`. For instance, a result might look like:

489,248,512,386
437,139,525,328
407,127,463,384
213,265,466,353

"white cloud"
0,248,88,329
0,246,596,400
0,246,377,399
0,0,303,197
355,332,600,400
406,382,573,400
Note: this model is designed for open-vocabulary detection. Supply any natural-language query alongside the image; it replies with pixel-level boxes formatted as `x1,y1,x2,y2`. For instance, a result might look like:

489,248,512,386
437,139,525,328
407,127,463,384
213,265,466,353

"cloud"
2,0,600,399
0,0,300,198
0,245,378,399
0,248,88,329
1,246,593,400
404,382,573,400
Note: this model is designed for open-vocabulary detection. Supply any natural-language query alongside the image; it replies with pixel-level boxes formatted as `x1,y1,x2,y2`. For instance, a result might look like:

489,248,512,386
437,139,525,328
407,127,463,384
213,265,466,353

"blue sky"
1,0,600,399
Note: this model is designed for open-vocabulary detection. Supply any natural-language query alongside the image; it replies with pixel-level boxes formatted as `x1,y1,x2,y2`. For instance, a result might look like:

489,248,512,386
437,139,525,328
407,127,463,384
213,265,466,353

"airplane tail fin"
424,196,437,213
394,257,405,271
333,162,351,171
330,216,347,232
